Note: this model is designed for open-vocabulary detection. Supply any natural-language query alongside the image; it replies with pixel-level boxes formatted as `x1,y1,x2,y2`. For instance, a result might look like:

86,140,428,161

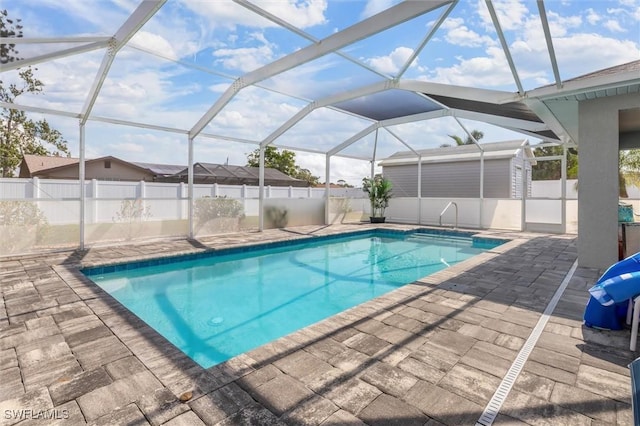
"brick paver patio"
0,224,635,425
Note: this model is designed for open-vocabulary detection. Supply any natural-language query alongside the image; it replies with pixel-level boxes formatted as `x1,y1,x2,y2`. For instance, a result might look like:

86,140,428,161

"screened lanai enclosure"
0,1,639,267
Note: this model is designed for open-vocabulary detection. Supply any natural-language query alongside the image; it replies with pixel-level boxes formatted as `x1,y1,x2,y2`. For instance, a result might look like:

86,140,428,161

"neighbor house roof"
165,163,309,187
379,140,536,167
19,154,80,177
129,162,186,177
20,155,155,178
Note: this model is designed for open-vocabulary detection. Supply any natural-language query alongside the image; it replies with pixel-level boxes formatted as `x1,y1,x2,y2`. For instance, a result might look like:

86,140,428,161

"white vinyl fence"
0,178,365,225
1,177,622,255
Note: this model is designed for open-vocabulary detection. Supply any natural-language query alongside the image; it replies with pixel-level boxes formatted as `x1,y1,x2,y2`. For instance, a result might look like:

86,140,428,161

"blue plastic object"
584,252,640,330
584,296,626,330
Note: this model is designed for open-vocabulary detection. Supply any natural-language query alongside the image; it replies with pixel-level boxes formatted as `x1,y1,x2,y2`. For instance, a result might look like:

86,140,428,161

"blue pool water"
85,230,503,368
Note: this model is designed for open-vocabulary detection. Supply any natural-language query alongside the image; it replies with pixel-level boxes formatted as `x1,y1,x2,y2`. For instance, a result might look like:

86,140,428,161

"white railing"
439,201,458,229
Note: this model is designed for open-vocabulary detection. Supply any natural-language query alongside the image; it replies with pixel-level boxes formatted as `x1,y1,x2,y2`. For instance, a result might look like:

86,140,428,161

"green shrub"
265,206,288,228
0,201,49,250
113,199,152,223
112,199,152,240
194,196,244,223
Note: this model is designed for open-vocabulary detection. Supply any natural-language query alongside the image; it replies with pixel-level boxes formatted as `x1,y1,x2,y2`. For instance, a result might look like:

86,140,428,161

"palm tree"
448,130,484,146
440,130,484,147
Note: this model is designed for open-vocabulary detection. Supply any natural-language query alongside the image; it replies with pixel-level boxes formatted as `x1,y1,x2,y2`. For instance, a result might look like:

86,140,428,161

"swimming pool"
84,229,504,368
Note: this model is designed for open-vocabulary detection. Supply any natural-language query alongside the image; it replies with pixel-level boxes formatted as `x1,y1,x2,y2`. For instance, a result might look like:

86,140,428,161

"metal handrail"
439,201,458,229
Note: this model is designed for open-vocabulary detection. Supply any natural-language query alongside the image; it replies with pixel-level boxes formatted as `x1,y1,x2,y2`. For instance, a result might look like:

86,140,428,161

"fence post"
140,180,147,222
32,176,40,199
180,182,187,220
267,186,271,198
92,179,98,224
213,183,219,197
308,186,312,198
288,186,293,198
32,177,41,223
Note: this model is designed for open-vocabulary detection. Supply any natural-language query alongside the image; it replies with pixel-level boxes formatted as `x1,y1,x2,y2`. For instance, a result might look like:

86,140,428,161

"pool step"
407,233,472,243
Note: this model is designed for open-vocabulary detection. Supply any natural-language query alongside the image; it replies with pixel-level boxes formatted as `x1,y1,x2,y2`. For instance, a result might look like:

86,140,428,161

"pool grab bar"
439,201,458,229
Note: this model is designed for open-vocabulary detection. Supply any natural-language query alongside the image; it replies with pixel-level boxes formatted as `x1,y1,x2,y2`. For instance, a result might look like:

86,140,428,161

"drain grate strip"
475,259,578,426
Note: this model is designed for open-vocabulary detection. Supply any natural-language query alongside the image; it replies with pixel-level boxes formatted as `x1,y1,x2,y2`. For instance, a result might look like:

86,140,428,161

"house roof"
167,163,308,186
21,154,79,175
380,140,535,166
129,162,186,177
23,155,155,177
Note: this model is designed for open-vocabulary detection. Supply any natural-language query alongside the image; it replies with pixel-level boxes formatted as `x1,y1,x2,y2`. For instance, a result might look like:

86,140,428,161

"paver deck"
0,224,635,425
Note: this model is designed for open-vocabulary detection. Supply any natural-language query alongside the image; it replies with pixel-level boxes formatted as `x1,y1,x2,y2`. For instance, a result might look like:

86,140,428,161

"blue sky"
3,0,640,184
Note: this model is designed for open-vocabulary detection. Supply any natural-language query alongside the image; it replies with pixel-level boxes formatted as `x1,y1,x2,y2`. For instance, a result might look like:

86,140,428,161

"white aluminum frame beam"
0,101,81,119
81,0,166,124
384,128,421,157
537,0,562,89
397,1,457,79
485,0,524,94
327,123,378,157
190,0,452,138
233,0,390,79
4,36,111,44
384,128,423,222
1,41,109,72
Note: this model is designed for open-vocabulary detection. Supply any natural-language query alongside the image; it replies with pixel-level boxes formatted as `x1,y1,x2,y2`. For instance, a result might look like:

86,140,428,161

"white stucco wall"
578,93,640,269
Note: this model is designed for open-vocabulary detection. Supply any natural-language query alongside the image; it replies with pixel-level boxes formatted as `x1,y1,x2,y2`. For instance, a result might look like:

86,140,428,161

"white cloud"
252,0,328,28
545,11,582,37
441,17,496,47
365,47,415,74
553,33,640,77
585,8,601,25
360,0,400,19
129,32,178,61
213,44,275,73
478,0,529,31
604,19,627,32
183,0,327,31
110,142,145,153
13,0,133,36
425,46,516,88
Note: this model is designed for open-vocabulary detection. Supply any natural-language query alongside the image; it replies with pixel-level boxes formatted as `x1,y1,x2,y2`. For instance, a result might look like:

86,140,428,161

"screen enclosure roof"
1,0,639,165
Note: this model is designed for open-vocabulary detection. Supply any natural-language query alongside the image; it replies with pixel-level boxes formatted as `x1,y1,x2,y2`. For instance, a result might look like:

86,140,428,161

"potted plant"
362,174,393,223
